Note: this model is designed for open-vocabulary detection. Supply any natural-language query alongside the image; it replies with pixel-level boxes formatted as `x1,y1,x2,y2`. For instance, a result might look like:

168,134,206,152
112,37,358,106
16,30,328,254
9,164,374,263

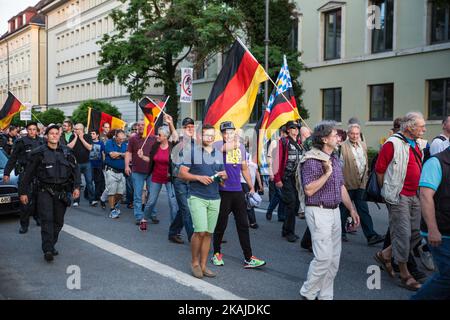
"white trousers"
300,206,342,300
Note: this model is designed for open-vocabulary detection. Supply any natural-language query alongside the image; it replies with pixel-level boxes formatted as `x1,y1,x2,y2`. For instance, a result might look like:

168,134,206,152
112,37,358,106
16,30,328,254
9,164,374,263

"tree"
39,108,66,126
227,0,309,121
97,0,243,124
71,100,122,127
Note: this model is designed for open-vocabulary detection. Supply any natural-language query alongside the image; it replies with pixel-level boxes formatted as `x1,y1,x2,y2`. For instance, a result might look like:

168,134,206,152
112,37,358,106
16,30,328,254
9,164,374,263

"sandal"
374,251,395,278
399,275,421,291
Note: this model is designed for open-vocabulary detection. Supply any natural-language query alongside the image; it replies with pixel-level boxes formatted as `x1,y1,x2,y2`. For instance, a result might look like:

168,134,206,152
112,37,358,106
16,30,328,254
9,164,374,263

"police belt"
39,183,69,192
105,166,124,174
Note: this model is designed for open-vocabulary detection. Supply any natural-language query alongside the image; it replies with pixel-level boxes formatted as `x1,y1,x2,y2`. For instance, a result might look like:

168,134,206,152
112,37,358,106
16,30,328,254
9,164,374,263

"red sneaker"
139,220,147,231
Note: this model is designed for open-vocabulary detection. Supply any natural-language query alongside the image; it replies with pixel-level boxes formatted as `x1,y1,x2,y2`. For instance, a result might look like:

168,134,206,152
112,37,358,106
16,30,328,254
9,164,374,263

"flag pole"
139,96,170,152
31,112,44,126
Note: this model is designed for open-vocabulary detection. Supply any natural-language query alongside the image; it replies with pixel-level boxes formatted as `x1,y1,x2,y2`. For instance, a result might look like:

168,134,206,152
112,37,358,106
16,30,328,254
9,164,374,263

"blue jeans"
168,178,194,240
266,182,286,221
411,237,450,300
76,162,94,203
143,181,178,222
131,173,156,221
125,174,133,205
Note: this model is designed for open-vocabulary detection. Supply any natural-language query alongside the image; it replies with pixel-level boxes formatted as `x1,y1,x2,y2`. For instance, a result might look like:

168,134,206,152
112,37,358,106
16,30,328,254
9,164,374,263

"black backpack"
423,136,446,163
365,152,384,204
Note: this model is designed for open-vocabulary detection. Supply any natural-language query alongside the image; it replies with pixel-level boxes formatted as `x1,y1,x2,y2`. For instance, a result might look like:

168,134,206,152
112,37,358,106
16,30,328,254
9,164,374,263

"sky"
0,0,40,35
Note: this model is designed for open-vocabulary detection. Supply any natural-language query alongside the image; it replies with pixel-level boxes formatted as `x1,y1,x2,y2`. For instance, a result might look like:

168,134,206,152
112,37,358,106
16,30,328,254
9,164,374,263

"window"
428,78,450,120
322,88,342,122
370,83,394,121
371,0,394,53
324,9,341,60
193,63,205,80
431,2,450,44
289,16,299,51
195,100,205,120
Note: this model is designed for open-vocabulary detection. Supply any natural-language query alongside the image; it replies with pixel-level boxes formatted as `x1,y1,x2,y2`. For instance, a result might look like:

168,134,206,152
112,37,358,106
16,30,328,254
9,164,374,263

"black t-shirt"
69,133,93,163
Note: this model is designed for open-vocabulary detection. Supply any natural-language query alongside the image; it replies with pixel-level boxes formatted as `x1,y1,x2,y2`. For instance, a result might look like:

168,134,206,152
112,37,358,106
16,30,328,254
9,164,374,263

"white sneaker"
72,202,79,207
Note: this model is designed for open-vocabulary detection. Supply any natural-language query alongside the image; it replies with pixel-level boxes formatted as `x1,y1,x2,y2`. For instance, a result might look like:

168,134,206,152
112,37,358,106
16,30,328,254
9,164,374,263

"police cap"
45,124,60,135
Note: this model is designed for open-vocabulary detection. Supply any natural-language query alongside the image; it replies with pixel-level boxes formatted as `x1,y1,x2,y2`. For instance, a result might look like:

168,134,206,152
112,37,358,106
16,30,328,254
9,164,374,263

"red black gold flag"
139,97,165,137
203,39,268,131
87,108,126,133
0,91,26,130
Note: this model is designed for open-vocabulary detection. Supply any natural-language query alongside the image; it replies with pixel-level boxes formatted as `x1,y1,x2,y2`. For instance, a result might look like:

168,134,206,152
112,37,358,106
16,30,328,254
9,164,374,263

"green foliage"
71,100,121,127
367,147,379,169
227,0,309,121
97,0,243,124
11,108,65,127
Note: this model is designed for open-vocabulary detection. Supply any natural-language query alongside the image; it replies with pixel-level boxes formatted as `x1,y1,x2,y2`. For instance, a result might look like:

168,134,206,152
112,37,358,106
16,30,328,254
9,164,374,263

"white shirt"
430,134,450,156
350,141,366,178
241,152,257,184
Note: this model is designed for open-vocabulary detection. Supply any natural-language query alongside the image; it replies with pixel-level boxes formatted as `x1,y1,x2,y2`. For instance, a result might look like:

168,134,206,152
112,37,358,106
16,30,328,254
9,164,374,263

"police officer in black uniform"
19,124,81,262
3,122,44,234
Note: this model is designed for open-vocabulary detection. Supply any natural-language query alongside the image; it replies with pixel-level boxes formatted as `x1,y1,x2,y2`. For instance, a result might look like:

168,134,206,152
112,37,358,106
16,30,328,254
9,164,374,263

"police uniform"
4,134,44,232
19,136,81,260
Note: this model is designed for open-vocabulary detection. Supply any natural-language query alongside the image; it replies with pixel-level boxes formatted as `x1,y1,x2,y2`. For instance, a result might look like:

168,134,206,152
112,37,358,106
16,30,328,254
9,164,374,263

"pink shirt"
151,146,170,184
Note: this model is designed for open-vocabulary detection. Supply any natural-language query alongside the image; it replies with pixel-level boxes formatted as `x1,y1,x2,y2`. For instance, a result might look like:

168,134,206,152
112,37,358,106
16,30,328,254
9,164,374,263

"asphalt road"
0,189,431,300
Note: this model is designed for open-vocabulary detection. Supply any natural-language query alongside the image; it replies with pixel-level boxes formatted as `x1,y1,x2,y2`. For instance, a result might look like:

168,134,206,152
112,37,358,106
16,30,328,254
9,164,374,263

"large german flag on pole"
0,91,26,130
203,39,268,131
87,108,126,133
138,97,165,137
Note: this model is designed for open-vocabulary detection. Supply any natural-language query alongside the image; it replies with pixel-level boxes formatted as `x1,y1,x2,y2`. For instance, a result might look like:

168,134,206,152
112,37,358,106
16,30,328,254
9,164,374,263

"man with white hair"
374,112,427,291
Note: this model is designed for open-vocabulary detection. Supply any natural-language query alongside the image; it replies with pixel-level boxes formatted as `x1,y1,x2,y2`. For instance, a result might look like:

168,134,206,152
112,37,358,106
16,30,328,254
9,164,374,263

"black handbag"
365,170,384,204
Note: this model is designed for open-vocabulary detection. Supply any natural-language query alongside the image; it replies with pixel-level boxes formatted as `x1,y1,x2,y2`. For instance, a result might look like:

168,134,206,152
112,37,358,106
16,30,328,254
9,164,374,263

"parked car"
0,148,20,215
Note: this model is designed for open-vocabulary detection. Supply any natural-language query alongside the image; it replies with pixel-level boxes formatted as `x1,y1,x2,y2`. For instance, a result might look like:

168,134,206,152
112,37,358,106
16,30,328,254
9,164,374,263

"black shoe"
52,249,59,256
367,234,385,246
168,235,184,244
266,212,272,221
286,234,298,242
342,234,349,242
19,226,28,234
44,251,54,262
100,201,106,209
135,220,141,226
249,223,259,229
150,217,160,224
34,217,41,226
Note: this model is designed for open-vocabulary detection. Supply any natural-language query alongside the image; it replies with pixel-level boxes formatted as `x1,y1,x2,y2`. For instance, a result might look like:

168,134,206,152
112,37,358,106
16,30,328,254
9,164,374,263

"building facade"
40,0,163,124
0,5,47,108
296,0,450,148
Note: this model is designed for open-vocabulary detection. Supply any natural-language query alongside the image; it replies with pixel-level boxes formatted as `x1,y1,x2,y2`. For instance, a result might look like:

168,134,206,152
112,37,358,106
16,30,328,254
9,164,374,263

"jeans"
143,181,179,222
125,174,134,205
168,178,194,241
411,238,450,300
75,162,94,203
339,189,378,239
266,181,286,221
131,173,156,221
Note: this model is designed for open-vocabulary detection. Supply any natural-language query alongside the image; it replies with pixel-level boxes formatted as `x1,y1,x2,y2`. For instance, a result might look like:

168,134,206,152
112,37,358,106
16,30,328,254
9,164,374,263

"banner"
180,68,193,103
20,103,32,121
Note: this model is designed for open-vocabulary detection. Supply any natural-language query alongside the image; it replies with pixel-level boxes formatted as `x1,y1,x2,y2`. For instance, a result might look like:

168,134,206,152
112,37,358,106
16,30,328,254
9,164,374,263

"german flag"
0,91,26,130
87,108,126,133
204,40,268,132
139,97,165,137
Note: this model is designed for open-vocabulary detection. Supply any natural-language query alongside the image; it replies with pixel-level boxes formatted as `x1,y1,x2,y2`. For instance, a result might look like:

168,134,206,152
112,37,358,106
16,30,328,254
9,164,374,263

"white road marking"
62,224,244,300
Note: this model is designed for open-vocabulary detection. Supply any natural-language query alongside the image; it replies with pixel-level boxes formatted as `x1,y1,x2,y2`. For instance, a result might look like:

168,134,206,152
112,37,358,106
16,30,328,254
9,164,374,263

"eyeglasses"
202,134,215,139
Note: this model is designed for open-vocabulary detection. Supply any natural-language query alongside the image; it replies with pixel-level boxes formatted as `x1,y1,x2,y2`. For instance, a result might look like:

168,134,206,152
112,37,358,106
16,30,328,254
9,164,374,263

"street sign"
180,68,193,103
20,103,32,121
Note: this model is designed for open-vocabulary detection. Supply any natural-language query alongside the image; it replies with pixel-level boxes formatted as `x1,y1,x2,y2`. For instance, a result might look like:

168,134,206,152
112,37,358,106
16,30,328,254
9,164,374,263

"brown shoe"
202,268,217,278
191,265,203,279
169,235,184,244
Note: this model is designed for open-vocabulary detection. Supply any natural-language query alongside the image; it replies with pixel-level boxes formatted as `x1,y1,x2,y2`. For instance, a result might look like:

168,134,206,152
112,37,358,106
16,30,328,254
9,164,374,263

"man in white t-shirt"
430,116,450,156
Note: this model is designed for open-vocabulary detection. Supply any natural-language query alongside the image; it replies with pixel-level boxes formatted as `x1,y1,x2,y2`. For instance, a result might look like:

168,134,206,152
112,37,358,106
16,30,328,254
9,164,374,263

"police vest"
35,145,76,185
19,136,44,166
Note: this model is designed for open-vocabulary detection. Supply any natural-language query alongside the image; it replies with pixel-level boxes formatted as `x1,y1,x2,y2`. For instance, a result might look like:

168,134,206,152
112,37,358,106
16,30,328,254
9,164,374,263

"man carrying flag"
203,39,268,132
0,91,27,131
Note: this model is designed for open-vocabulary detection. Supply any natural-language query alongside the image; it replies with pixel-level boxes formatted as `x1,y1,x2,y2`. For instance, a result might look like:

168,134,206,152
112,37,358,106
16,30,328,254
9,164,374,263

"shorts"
188,196,221,233
104,169,126,196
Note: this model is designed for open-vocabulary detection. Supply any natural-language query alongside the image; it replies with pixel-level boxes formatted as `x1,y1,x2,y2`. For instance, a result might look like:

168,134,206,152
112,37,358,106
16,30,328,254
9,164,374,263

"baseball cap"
286,120,300,130
220,121,235,132
45,124,60,135
246,192,262,209
182,117,194,127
